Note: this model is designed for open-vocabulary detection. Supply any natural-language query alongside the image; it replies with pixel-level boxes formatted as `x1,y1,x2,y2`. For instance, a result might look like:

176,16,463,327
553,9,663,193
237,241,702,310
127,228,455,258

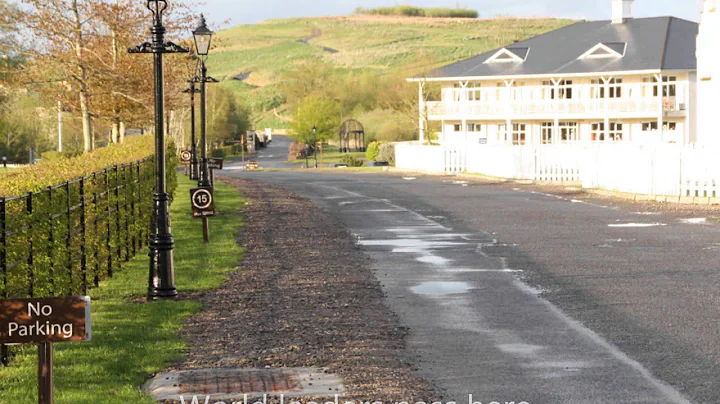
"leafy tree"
290,94,340,145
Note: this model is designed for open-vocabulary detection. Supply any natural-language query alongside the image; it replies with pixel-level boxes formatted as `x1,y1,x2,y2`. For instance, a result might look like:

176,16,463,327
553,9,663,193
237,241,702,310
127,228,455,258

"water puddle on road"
411,281,473,296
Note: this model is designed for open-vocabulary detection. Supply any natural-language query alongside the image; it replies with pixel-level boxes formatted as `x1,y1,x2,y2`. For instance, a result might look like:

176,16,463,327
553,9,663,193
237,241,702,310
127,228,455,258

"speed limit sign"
190,187,215,218
180,150,192,164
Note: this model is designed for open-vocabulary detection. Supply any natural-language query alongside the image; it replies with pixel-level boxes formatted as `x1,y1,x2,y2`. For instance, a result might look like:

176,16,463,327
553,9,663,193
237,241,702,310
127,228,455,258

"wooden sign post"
180,150,192,176
207,157,223,185
0,296,92,404
190,187,216,243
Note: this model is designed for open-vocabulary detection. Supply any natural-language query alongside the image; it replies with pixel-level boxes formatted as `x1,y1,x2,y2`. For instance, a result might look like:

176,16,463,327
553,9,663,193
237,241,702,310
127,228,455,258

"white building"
409,0,700,148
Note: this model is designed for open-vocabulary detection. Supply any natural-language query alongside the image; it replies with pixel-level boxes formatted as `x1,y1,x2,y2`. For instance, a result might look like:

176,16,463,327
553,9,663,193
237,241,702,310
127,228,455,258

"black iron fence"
0,158,157,367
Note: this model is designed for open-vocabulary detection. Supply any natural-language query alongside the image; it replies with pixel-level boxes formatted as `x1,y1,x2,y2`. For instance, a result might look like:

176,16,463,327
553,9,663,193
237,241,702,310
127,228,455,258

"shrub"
41,151,65,162
0,135,178,299
341,154,364,167
366,141,380,162
378,143,396,166
288,142,306,161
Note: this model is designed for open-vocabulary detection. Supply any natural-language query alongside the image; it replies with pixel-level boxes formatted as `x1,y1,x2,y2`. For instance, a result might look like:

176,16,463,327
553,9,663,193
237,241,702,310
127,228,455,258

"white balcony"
429,82,688,120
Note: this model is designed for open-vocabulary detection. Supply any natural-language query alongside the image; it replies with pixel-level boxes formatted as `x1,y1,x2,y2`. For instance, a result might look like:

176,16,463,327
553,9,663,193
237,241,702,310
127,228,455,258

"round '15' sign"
180,150,192,163
190,187,215,218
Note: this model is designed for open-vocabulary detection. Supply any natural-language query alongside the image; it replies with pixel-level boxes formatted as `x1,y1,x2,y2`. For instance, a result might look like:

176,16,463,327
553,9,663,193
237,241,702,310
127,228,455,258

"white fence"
395,142,720,198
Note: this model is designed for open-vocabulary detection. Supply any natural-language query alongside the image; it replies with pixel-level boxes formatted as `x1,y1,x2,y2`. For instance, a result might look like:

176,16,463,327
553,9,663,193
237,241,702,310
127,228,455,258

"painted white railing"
395,142,720,198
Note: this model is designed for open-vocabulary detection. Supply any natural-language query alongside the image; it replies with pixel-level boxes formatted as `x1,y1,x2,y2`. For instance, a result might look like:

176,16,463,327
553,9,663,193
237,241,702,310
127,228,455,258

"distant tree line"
354,6,478,19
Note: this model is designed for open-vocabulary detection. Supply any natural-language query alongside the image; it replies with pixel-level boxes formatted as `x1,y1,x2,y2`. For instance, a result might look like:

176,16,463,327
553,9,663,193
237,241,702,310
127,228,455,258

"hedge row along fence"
0,136,177,366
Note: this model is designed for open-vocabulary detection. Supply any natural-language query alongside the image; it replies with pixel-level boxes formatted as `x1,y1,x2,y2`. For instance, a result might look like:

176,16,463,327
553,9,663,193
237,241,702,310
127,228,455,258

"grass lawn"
290,151,367,166
0,176,244,404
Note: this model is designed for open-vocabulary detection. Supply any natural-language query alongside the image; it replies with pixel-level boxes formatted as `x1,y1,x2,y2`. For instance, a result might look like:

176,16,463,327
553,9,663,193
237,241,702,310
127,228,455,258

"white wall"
696,0,719,145
395,142,720,198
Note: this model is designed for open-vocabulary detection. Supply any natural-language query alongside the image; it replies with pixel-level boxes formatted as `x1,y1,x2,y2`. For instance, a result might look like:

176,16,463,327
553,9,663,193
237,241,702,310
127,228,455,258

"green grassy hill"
209,15,574,129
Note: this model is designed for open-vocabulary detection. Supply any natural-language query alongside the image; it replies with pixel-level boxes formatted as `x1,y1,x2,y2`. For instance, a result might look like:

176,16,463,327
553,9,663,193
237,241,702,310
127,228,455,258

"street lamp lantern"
192,14,213,56
191,14,219,188
129,0,189,299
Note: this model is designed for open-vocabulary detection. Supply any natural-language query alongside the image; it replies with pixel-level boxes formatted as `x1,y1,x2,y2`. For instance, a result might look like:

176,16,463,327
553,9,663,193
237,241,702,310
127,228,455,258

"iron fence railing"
0,157,156,367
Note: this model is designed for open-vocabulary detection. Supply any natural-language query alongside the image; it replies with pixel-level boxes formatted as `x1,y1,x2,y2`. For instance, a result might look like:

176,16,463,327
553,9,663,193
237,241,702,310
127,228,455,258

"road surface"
220,167,720,403
224,135,295,170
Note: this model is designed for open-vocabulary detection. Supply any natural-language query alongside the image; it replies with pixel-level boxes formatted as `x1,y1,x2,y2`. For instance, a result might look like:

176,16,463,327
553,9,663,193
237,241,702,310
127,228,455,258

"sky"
202,0,705,28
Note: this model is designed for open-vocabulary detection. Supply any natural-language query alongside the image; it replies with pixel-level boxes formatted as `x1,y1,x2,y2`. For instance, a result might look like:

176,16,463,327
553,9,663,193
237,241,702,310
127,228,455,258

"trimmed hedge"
0,136,178,299
0,136,165,196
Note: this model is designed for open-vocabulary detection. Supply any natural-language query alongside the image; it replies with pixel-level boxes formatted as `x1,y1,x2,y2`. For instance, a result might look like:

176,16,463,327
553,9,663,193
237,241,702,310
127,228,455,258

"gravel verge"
175,177,435,403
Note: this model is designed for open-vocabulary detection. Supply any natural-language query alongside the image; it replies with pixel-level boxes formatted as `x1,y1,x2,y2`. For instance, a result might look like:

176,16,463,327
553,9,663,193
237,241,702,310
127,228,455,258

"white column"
655,73,663,143
602,77,611,143
419,82,426,143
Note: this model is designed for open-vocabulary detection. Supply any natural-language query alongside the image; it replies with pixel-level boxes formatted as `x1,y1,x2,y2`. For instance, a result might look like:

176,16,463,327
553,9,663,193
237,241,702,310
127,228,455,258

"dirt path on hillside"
176,177,435,403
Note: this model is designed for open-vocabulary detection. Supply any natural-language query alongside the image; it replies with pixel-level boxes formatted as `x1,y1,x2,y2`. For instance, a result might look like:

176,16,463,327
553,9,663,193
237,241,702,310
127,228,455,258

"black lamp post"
182,78,200,181
312,125,318,169
192,14,218,188
304,143,310,168
129,0,189,299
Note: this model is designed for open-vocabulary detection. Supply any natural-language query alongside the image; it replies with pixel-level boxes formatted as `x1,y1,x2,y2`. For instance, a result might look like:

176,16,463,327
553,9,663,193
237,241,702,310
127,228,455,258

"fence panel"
0,157,155,367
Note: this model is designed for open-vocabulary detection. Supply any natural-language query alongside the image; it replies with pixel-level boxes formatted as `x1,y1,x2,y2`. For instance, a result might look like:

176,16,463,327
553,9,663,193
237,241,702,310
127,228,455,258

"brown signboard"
180,150,192,164
190,187,216,218
208,157,224,170
0,296,91,344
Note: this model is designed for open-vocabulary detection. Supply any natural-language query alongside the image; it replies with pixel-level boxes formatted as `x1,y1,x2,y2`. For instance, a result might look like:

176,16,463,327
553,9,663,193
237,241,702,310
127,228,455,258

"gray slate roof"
422,17,698,79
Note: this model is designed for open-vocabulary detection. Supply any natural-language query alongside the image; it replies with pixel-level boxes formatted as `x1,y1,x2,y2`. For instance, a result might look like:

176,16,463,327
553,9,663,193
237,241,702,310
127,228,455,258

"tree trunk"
119,121,126,143
71,0,92,153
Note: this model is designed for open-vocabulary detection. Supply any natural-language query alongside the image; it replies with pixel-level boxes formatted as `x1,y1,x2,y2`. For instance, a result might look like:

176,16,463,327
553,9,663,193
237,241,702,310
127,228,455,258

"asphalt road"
221,159,720,403
224,135,295,170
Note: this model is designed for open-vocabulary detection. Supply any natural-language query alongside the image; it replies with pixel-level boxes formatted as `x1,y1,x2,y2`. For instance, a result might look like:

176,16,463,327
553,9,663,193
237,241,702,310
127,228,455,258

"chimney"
612,0,633,24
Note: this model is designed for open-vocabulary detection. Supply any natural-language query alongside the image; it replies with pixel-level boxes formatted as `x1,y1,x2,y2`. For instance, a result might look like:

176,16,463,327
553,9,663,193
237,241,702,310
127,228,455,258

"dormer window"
485,47,529,64
579,42,626,60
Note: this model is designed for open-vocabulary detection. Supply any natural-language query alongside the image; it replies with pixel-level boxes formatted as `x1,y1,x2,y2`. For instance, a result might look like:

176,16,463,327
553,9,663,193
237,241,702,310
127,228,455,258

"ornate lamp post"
182,77,201,180
129,0,189,299
312,125,318,169
192,14,218,188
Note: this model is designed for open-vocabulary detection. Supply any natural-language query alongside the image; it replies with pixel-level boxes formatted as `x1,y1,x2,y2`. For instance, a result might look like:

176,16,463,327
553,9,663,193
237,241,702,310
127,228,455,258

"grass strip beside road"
0,176,244,404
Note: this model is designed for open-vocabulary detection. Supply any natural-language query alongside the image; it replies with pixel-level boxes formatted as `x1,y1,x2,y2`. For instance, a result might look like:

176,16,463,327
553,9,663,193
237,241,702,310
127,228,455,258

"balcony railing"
427,96,686,119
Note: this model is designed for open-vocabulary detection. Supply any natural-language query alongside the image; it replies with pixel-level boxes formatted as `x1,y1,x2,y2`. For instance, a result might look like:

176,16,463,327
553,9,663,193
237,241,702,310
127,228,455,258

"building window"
592,122,623,142
542,81,554,100
642,122,659,131
498,124,508,143
663,76,677,97
558,80,573,99
452,83,463,102
541,122,553,144
559,122,579,142
496,82,504,101
467,83,482,101
642,77,658,98
511,82,525,101
453,124,462,132
467,123,482,132
591,78,623,99
608,78,622,98
664,122,677,131
511,123,527,146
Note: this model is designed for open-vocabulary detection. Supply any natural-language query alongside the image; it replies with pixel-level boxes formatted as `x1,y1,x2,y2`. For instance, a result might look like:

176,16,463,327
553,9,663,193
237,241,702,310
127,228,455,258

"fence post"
130,163,137,257
27,192,34,298
136,163,142,251
1,197,8,367
47,187,54,296
92,173,99,287
105,169,113,278
115,166,121,261
65,182,72,294
123,165,131,261
80,177,87,295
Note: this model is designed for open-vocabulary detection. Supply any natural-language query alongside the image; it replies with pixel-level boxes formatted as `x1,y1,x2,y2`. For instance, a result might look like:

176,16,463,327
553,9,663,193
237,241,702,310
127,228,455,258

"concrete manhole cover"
144,367,345,402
